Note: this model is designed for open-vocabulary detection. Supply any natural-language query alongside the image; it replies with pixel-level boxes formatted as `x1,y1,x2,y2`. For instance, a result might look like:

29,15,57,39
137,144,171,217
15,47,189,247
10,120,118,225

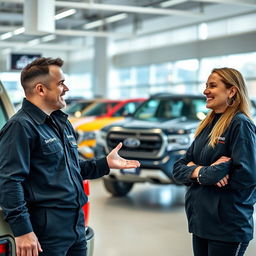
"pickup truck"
96,93,256,197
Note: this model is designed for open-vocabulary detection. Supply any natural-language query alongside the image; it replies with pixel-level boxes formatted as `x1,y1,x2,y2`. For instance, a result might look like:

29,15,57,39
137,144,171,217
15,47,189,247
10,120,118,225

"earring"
226,97,235,107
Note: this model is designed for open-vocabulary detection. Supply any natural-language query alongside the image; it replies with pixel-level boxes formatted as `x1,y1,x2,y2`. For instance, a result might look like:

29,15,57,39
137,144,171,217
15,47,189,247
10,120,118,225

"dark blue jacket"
0,99,109,237
173,113,256,242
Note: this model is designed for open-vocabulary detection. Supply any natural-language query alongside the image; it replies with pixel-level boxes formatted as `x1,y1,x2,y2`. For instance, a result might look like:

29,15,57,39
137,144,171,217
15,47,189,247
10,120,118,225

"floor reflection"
103,183,186,212
89,179,256,256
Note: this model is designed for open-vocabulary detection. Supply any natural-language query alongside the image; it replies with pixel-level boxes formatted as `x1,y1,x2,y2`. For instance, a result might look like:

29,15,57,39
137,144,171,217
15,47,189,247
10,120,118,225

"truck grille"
106,129,164,159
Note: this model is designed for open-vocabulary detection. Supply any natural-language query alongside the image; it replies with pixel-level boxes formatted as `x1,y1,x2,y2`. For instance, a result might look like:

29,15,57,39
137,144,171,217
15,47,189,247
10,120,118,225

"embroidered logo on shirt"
217,136,225,144
45,137,57,144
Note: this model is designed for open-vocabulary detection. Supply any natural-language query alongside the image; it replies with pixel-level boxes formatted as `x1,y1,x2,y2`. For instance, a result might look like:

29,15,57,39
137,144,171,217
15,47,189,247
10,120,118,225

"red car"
70,98,145,129
71,98,146,159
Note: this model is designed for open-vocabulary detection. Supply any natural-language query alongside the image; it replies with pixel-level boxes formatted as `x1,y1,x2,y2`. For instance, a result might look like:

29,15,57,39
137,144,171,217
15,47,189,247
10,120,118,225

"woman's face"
204,72,233,113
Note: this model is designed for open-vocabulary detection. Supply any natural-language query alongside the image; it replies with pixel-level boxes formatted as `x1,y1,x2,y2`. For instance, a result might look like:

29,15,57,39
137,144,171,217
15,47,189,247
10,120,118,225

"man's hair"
20,57,64,95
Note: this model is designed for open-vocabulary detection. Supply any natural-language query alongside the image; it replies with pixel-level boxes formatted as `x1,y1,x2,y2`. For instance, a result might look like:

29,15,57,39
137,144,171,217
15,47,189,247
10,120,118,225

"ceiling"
0,0,256,52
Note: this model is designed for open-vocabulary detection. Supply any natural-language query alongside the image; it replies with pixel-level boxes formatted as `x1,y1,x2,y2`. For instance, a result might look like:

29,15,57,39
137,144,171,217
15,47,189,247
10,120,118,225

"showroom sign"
10,53,41,70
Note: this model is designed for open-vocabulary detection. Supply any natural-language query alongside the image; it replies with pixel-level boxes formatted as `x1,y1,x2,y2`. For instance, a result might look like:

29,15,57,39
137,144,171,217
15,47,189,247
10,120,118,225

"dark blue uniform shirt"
173,113,256,242
0,99,109,236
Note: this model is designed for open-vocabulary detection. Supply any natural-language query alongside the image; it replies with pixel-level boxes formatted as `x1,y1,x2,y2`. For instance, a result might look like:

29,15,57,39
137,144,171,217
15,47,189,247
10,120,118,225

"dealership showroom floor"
1,1,256,256
89,179,256,256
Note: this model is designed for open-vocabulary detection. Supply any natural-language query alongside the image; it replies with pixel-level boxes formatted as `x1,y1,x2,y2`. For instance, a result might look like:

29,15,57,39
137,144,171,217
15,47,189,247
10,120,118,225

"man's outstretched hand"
106,142,140,169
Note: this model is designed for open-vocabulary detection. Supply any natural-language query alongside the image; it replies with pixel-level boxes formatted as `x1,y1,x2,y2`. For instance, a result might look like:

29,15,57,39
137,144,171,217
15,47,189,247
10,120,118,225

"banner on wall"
10,53,41,70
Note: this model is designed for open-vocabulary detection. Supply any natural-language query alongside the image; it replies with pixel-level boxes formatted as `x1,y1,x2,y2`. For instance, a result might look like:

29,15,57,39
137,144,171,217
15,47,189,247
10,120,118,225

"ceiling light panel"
84,20,104,29
55,8,76,20
0,32,13,40
105,13,128,23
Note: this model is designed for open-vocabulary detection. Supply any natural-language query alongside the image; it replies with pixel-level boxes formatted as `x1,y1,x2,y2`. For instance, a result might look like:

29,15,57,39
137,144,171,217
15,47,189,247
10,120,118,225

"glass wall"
109,52,256,99
109,58,200,98
0,72,92,107
0,72,24,107
108,11,256,98
67,73,93,98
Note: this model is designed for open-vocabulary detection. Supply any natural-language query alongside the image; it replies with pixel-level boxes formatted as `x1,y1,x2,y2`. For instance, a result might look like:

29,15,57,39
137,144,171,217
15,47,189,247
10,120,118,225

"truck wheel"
103,178,133,197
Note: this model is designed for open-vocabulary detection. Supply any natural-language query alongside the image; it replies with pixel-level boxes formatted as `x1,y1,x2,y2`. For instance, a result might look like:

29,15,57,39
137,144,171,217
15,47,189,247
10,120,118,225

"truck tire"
103,177,133,197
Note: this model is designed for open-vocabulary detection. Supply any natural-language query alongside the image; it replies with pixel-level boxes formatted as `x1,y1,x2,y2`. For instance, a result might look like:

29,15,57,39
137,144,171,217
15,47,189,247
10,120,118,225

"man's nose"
64,84,69,92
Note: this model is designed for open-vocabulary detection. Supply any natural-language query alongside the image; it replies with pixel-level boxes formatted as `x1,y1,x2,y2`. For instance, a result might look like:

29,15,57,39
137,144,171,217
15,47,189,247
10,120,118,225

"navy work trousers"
192,234,249,256
29,206,87,256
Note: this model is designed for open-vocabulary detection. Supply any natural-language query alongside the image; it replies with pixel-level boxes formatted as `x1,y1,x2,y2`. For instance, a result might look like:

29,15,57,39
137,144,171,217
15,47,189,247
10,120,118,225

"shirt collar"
22,98,68,125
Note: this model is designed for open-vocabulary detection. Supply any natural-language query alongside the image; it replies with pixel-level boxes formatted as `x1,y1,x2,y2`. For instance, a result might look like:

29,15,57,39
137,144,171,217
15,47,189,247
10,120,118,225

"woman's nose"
203,88,208,95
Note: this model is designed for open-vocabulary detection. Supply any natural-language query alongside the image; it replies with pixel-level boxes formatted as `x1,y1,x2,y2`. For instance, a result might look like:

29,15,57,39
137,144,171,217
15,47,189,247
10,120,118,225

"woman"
173,67,256,256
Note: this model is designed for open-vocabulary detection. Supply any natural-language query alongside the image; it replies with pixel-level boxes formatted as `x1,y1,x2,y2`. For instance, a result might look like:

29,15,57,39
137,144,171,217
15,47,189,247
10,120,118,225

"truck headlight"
96,130,107,146
77,130,97,143
78,145,94,159
98,130,107,140
167,134,193,151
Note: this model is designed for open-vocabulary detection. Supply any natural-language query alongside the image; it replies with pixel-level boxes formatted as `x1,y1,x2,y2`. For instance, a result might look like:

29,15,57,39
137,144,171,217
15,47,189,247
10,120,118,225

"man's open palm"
106,142,140,169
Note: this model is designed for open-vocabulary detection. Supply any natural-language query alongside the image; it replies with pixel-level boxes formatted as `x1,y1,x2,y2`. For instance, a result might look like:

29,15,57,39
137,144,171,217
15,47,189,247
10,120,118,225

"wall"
112,31,256,68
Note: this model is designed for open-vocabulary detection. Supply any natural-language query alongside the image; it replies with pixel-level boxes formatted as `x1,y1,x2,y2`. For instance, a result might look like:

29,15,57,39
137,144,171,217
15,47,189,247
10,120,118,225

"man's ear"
34,83,45,96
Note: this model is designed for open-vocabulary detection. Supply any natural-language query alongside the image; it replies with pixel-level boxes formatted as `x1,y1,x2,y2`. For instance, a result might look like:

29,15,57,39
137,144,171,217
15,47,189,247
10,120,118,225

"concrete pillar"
24,0,55,35
92,37,108,98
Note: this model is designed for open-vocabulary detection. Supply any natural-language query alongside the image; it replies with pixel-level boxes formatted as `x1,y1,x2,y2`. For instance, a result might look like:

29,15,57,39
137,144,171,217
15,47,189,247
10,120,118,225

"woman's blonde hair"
195,67,251,147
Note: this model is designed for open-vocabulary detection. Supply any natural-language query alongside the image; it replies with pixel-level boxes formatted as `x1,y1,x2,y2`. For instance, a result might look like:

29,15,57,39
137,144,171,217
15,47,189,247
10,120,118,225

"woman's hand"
216,174,229,187
187,161,195,167
188,156,231,183
211,156,231,166
211,156,231,187
187,161,202,179
106,142,140,169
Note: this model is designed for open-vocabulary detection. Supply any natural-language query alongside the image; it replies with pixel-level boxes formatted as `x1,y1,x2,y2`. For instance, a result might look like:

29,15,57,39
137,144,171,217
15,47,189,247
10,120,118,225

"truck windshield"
134,97,208,121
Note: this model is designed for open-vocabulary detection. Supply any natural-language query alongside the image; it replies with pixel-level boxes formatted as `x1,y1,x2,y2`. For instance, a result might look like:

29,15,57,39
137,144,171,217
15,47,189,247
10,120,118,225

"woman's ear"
229,86,238,98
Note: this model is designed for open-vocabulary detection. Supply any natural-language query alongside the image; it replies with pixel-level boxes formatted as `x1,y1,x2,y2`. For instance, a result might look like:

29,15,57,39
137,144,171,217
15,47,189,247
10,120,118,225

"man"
0,57,140,256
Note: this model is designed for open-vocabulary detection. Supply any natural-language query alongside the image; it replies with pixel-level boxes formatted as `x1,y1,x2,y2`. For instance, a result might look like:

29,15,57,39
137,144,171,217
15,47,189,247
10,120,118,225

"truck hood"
106,117,199,132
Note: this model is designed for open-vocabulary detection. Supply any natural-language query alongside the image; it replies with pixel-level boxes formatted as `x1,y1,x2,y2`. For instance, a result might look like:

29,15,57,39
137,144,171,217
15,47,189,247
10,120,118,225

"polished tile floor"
89,179,256,256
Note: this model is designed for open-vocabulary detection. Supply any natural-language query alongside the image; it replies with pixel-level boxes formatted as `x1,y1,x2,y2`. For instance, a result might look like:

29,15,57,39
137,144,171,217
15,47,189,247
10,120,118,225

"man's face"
43,65,69,111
